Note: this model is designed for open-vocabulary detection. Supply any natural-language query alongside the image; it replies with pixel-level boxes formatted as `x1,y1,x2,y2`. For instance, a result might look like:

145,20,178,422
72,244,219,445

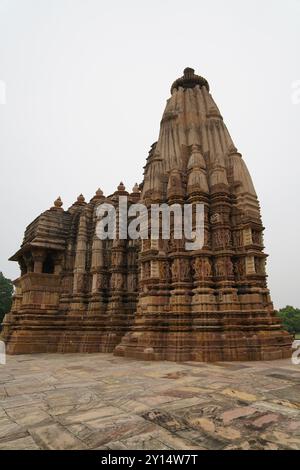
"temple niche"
1,68,292,361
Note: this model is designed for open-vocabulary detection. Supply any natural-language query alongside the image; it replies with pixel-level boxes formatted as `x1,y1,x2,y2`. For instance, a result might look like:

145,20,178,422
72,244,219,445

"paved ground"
0,354,299,450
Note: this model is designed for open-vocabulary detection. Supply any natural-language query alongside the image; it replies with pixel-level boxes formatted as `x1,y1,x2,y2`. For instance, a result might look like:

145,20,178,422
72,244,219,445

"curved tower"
115,68,292,361
2,67,292,361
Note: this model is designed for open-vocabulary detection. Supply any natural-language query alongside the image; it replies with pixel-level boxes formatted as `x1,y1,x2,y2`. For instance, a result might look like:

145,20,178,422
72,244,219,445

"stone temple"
1,68,292,361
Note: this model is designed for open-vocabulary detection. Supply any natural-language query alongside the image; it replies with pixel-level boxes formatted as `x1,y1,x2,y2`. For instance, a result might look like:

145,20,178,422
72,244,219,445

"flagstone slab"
29,423,89,450
0,354,299,450
221,406,258,424
0,417,27,440
67,414,157,449
5,406,53,427
0,435,40,450
56,405,124,425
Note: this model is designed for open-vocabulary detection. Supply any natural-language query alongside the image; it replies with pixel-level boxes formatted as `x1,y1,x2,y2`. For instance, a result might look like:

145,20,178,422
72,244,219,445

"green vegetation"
0,272,13,327
276,306,300,336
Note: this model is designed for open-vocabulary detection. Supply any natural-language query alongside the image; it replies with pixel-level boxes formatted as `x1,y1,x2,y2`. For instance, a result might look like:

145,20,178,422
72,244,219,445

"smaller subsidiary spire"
95,188,104,197
132,183,140,193
130,183,141,201
167,169,184,200
117,182,126,192
187,145,206,171
51,196,63,211
77,194,85,203
54,196,63,208
90,187,105,203
72,194,86,207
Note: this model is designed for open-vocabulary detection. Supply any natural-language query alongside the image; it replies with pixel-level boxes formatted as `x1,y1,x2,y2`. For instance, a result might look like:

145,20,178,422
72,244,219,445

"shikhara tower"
1,68,292,361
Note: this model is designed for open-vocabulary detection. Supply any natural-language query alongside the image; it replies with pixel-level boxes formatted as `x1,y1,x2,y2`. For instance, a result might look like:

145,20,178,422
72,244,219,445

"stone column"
72,213,88,310
32,250,46,274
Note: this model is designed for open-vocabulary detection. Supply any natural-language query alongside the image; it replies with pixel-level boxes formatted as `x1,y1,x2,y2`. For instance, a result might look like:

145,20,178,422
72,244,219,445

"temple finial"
51,196,63,211
117,182,125,191
171,67,209,94
77,194,85,203
95,188,103,197
54,196,63,208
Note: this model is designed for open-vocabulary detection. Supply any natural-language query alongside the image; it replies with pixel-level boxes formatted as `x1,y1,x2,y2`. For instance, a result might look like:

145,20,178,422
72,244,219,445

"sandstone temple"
1,68,292,361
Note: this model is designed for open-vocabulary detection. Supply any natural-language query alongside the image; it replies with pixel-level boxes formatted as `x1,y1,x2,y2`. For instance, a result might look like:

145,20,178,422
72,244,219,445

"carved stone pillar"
32,250,46,274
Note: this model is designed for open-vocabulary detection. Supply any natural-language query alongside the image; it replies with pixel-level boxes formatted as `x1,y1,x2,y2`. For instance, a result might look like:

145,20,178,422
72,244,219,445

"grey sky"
0,0,299,308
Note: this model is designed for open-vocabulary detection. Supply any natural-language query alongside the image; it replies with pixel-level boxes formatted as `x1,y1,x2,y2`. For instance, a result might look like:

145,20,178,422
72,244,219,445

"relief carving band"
212,229,231,249
193,257,212,279
1,67,292,361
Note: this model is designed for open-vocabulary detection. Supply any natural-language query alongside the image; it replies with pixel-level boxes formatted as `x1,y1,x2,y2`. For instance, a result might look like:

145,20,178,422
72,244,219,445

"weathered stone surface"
220,388,258,402
250,413,279,429
0,417,27,440
1,68,292,361
0,435,40,450
29,423,89,450
221,406,258,424
5,406,53,427
0,354,299,450
56,405,123,425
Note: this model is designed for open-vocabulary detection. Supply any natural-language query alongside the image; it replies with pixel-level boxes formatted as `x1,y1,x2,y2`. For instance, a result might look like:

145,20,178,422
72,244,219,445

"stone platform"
0,354,299,450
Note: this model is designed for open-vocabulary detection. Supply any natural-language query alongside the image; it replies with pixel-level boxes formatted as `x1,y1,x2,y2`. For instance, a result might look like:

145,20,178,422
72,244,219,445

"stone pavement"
0,354,299,450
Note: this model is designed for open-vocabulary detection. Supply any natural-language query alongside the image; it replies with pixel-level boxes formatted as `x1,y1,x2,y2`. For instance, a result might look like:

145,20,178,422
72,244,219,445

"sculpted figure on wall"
234,258,245,279
97,274,108,290
110,273,124,290
255,257,266,275
76,274,86,293
252,230,262,246
171,259,180,281
127,274,137,291
171,258,190,282
180,259,191,281
226,257,234,276
159,261,170,281
143,262,150,279
193,257,212,279
232,230,242,247
214,258,226,277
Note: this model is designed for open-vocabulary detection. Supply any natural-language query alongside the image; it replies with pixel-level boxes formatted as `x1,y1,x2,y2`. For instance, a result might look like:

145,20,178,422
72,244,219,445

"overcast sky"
0,0,299,308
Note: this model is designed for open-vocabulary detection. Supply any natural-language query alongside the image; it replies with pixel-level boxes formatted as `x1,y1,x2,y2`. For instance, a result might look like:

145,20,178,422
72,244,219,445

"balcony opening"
42,254,55,274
